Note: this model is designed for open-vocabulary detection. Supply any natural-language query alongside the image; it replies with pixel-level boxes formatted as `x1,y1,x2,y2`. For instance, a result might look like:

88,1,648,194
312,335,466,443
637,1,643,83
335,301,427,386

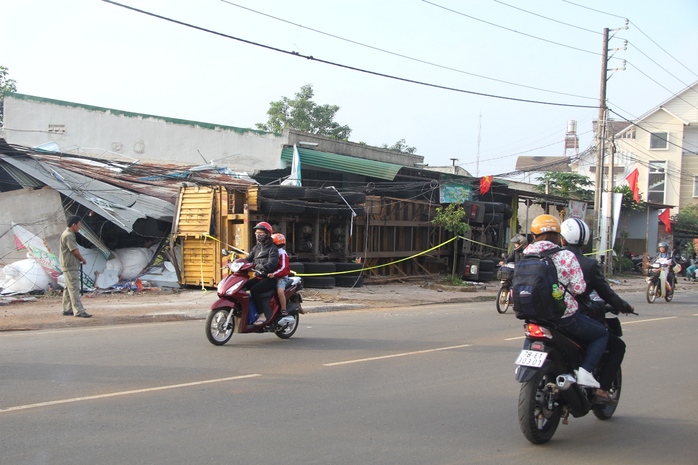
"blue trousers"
557,311,609,372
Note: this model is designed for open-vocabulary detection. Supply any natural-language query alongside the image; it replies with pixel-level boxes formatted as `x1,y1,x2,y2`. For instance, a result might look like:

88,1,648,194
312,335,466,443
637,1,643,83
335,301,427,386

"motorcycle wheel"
518,364,562,444
205,307,234,346
275,314,299,339
496,287,510,314
646,282,657,303
593,368,621,420
665,284,674,302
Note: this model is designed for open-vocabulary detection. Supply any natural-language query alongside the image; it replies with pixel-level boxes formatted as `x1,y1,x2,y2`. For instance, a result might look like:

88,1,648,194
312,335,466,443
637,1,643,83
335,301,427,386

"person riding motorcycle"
522,214,607,388
500,234,528,265
654,241,677,292
244,222,279,324
560,218,634,404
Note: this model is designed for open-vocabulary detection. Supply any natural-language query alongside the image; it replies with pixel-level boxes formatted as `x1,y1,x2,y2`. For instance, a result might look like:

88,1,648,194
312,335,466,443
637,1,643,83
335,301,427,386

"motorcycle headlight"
224,280,245,296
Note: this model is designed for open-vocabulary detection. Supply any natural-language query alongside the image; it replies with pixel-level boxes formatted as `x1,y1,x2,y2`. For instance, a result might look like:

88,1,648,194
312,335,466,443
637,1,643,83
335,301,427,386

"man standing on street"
59,216,91,318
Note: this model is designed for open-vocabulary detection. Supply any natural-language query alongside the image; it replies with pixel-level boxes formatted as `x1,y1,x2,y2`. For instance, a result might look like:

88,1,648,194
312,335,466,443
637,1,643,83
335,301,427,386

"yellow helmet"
531,214,561,235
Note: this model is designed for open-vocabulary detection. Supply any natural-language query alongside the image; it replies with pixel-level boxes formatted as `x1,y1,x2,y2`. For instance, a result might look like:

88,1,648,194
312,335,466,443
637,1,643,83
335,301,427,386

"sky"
2,0,698,179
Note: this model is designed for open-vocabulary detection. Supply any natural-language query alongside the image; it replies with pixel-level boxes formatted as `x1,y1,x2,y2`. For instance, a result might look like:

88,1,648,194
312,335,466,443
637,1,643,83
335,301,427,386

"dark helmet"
510,234,528,249
253,222,273,235
658,241,668,250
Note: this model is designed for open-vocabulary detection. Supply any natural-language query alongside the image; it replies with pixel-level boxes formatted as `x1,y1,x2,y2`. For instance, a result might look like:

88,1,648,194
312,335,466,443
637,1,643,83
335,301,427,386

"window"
648,161,666,203
650,132,669,150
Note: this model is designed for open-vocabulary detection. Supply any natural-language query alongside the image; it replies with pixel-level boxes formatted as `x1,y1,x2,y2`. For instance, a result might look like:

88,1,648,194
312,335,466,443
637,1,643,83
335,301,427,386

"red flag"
659,208,672,234
625,168,640,203
480,175,493,195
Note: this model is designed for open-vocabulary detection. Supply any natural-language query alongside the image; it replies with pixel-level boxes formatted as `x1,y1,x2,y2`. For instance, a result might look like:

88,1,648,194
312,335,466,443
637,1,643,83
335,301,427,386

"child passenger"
269,233,291,316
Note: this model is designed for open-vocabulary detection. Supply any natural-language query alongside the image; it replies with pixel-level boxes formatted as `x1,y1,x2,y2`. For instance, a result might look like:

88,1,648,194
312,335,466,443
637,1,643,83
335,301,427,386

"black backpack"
512,247,568,321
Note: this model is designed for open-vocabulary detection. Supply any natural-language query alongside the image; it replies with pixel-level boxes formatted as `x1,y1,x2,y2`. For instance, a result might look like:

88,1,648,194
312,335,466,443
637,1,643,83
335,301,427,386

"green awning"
280,146,403,181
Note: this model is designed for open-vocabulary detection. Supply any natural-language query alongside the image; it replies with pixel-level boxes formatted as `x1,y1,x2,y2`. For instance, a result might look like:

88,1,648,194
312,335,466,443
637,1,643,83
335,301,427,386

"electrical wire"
491,0,601,35
101,0,598,109
219,0,596,101
422,0,605,56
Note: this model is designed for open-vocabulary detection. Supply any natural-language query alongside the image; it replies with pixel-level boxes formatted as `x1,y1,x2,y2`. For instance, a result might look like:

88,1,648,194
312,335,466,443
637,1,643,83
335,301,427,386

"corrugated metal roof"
0,139,256,232
280,146,403,181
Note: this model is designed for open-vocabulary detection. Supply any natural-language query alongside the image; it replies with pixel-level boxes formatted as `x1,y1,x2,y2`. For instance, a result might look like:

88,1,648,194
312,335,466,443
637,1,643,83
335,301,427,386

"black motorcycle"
514,306,631,444
496,263,515,314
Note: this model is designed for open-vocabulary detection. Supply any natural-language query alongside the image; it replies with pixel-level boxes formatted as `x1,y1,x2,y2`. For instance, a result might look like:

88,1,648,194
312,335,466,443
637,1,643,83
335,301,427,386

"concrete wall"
0,188,65,264
2,94,426,176
2,94,286,174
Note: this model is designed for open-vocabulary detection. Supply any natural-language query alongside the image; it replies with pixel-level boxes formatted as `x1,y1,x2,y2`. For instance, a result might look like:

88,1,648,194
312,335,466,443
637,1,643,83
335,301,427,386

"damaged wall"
0,188,65,263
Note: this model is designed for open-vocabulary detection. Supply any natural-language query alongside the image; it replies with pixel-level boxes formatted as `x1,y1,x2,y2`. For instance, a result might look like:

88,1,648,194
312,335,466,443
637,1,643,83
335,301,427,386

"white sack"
112,247,154,280
0,259,52,295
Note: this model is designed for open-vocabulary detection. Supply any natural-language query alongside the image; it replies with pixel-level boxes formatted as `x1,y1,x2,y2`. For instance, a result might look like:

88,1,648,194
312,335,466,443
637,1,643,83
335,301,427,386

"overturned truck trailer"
171,185,513,288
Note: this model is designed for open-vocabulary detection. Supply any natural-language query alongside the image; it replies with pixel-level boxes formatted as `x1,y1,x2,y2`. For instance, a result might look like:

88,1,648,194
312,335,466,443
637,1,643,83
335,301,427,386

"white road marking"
0,374,261,414
622,316,678,324
323,344,472,366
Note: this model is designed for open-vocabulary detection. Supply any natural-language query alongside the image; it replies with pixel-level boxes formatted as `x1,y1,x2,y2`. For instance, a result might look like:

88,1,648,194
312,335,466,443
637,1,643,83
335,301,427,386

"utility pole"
593,24,627,276
593,28,609,269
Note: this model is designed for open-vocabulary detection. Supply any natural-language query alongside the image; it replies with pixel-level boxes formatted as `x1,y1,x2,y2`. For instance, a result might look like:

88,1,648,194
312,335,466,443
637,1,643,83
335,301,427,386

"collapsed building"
0,94,577,292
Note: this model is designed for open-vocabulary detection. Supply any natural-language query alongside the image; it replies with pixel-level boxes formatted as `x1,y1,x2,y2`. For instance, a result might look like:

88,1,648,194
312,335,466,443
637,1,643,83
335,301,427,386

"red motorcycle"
205,254,303,346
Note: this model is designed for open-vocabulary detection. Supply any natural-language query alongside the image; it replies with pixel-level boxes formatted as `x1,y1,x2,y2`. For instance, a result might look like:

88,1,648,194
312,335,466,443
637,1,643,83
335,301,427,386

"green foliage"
432,203,469,281
613,256,634,274
0,66,18,125
613,185,644,212
675,203,698,234
440,275,470,286
432,203,469,236
255,84,351,140
533,172,594,200
381,139,417,154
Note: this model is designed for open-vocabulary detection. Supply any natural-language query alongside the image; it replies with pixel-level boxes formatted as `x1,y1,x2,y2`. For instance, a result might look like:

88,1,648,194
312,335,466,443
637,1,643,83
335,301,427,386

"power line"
422,0,604,56
563,1,698,79
625,62,698,111
101,0,599,109
629,20,698,79
491,0,601,35
627,41,698,95
219,0,596,101
561,0,627,20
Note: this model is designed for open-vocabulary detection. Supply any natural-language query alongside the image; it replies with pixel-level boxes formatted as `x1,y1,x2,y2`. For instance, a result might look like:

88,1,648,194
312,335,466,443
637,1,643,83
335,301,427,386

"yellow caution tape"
458,235,507,253
294,236,458,277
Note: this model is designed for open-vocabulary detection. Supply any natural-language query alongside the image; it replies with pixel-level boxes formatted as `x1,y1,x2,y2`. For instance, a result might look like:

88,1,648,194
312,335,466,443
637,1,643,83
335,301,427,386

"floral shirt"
523,240,586,318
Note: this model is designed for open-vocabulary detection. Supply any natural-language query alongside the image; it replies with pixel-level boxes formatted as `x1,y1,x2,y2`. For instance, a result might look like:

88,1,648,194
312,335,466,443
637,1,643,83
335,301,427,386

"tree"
675,203,698,235
381,139,417,154
432,203,469,282
533,172,594,201
613,185,646,271
256,84,351,140
0,66,18,125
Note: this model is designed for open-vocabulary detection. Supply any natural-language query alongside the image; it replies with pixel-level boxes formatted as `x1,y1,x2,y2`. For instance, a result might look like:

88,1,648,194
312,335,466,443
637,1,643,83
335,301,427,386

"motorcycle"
514,306,630,444
205,252,304,346
646,260,677,303
496,263,515,314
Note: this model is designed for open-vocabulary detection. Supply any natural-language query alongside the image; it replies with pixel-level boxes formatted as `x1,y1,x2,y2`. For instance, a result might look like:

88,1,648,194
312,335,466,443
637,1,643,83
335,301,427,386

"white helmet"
560,218,590,246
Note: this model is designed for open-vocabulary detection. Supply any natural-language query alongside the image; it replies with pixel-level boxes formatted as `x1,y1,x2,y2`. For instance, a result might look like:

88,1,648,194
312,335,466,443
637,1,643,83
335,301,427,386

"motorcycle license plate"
515,350,548,367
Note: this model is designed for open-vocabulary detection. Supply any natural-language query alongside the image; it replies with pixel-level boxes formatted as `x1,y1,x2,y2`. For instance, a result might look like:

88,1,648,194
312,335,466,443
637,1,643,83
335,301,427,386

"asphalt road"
1,290,696,465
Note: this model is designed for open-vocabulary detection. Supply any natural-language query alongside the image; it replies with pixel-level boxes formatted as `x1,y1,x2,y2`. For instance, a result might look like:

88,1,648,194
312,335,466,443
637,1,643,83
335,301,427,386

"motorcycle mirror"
221,249,229,256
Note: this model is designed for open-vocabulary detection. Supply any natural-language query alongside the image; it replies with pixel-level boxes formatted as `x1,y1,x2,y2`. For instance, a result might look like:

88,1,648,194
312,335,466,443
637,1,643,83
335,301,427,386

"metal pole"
605,139,615,275
593,28,609,262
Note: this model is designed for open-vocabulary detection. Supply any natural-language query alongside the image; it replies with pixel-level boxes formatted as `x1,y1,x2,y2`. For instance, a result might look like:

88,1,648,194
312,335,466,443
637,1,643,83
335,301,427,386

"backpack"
512,247,568,321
